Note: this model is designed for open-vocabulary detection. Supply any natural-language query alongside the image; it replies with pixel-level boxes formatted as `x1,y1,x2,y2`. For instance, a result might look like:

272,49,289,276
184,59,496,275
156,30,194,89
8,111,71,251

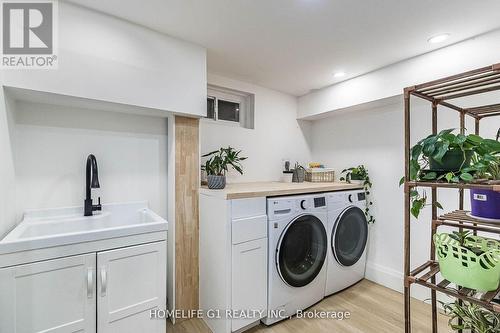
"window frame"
205,85,254,129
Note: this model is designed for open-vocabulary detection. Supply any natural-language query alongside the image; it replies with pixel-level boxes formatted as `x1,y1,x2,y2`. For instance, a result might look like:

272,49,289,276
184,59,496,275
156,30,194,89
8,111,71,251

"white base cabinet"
0,253,97,333
231,237,267,332
0,240,166,333
97,242,166,333
200,195,267,333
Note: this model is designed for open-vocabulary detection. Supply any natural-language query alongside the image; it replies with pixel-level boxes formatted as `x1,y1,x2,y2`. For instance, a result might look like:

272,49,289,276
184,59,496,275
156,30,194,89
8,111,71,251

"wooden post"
459,112,465,215
404,90,412,333
430,103,438,333
175,116,200,322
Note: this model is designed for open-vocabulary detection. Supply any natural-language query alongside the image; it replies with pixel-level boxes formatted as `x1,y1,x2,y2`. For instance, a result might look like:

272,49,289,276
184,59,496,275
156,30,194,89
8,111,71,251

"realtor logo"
1,0,58,68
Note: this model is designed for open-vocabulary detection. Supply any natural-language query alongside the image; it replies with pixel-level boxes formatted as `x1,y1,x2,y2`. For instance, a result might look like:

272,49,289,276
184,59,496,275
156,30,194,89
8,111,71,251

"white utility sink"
0,202,168,253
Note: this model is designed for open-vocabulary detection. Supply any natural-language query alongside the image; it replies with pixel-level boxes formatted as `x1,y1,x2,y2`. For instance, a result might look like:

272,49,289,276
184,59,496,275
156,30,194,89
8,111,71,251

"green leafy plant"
448,230,474,247
470,149,500,182
439,300,500,333
340,165,375,223
468,131,500,183
447,230,487,256
406,188,443,219
408,129,482,183
340,165,369,182
201,147,247,176
400,129,500,218
408,129,500,183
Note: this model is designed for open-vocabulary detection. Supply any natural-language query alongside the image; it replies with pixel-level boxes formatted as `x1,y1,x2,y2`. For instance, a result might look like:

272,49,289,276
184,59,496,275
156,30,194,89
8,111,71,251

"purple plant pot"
470,189,500,220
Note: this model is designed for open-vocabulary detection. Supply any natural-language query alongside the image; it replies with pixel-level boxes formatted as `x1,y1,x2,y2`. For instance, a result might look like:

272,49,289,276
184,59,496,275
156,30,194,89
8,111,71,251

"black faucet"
84,154,102,216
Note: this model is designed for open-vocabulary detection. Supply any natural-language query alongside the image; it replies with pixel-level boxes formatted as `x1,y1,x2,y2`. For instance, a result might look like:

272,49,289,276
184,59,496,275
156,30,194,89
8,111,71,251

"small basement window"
206,85,254,129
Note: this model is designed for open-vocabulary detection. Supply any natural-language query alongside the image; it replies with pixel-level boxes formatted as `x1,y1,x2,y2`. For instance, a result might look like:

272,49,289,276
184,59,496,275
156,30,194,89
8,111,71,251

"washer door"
332,206,368,267
277,214,327,287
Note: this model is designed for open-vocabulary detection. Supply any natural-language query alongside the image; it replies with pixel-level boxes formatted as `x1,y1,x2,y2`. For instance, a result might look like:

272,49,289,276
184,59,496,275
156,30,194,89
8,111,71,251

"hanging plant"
403,187,443,219
439,300,500,333
340,165,375,223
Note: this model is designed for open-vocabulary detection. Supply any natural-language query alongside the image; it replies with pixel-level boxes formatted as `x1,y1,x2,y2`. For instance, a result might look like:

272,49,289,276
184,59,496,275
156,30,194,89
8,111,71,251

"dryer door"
332,206,368,267
277,214,327,287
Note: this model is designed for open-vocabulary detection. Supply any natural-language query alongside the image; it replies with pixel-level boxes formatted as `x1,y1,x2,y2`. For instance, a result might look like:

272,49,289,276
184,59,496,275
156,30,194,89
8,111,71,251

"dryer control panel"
267,194,327,221
327,190,366,211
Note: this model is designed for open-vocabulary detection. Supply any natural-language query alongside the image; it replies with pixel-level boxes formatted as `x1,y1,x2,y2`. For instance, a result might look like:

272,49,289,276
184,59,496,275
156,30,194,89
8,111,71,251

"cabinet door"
0,254,96,333
231,238,267,332
97,241,166,333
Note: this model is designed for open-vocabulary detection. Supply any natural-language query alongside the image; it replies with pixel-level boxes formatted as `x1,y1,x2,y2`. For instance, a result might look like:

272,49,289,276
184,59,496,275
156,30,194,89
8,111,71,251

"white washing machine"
325,190,368,296
262,193,328,326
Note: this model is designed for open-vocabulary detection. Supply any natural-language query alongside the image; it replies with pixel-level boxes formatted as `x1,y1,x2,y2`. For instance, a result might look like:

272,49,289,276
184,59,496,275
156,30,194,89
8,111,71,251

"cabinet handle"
100,266,107,297
87,268,94,299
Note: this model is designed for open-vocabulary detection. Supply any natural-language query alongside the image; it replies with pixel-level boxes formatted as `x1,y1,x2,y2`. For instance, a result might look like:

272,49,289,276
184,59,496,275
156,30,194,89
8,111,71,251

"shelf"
438,210,500,231
408,261,500,313
407,64,500,118
403,64,500,333
406,181,500,192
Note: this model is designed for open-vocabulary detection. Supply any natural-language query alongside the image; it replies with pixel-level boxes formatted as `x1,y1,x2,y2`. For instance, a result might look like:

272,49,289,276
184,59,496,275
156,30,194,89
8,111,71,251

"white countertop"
0,202,168,255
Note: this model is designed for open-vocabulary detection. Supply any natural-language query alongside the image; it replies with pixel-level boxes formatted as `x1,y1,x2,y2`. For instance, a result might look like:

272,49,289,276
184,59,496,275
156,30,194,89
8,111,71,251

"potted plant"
399,129,498,219
407,129,482,183
201,147,247,189
434,231,500,291
440,299,500,333
340,165,367,185
469,136,500,220
340,165,375,223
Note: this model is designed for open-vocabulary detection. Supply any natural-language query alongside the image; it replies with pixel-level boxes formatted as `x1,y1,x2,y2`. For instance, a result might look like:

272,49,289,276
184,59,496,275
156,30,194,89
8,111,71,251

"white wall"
299,28,500,119
2,1,207,117
11,100,168,223
310,96,499,299
299,25,500,298
0,86,17,238
0,2,206,311
200,73,312,182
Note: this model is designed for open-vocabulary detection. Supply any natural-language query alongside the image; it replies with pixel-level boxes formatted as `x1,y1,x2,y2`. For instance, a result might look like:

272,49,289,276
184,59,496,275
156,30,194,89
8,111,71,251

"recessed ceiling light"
428,33,450,44
333,72,346,78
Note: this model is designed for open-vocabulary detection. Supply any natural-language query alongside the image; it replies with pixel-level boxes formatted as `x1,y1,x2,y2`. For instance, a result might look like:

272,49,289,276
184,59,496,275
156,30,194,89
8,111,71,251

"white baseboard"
365,261,403,292
365,261,439,302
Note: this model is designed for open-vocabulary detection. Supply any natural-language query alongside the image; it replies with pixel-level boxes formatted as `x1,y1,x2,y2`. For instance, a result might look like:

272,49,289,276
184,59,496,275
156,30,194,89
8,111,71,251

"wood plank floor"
167,280,452,333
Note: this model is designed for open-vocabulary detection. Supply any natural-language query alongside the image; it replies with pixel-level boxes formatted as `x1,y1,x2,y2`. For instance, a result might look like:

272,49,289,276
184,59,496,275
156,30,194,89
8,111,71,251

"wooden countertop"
199,181,363,200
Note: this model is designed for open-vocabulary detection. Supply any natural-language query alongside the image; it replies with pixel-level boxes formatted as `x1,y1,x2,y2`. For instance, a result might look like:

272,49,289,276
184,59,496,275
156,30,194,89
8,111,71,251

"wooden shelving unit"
409,259,500,313
403,64,500,333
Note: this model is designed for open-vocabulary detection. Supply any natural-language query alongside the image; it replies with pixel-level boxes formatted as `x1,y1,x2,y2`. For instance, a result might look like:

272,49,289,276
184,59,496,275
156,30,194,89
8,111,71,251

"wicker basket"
305,168,335,182
434,233,500,291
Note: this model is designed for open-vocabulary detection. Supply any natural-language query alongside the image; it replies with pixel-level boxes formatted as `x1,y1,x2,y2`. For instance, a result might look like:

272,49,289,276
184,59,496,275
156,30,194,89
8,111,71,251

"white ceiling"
67,0,500,96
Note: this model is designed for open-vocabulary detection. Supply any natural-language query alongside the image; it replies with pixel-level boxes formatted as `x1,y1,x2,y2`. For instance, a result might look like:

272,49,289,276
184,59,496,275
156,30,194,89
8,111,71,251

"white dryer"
325,190,368,296
262,194,328,326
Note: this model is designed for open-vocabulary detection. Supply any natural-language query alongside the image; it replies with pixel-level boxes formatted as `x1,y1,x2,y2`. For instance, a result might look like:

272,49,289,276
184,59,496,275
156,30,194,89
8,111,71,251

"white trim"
166,114,176,323
206,84,255,129
200,117,242,128
365,261,403,293
365,261,451,303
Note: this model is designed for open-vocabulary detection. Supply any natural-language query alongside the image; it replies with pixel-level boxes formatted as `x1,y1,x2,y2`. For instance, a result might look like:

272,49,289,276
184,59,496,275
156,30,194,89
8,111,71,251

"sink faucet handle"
93,197,102,212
